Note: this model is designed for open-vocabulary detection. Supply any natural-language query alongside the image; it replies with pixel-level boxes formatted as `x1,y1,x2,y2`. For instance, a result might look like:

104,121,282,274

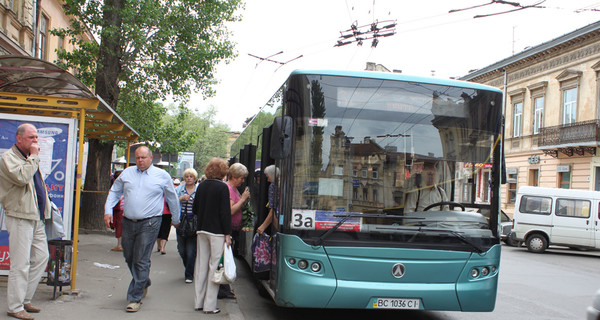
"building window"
559,171,571,189
372,167,378,179
353,168,358,177
38,15,49,60
361,168,367,178
529,169,539,186
513,102,522,137
562,87,577,125
353,187,358,200
507,170,518,203
362,188,368,201
508,89,525,138
533,97,544,134
334,164,343,176
373,188,378,203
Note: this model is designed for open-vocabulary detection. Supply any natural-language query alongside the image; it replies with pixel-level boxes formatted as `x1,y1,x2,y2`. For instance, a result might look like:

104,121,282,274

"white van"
513,186,600,253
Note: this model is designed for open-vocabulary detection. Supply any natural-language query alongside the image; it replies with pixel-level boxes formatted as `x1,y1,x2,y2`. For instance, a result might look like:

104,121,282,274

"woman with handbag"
192,158,232,314
219,162,250,299
175,168,199,283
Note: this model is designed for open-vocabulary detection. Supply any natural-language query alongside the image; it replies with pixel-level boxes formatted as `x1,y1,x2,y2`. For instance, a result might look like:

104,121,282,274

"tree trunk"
80,139,114,230
79,0,123,230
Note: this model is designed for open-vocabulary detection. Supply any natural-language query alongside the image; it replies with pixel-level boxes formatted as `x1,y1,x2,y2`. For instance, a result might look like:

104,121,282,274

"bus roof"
289,69,502,93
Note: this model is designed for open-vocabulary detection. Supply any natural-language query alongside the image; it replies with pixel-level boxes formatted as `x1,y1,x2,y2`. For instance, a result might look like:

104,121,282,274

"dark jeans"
176,232,197,280
121,216,161,303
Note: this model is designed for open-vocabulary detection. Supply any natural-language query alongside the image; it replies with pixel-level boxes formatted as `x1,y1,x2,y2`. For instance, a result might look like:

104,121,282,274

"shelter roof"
0,55,139,141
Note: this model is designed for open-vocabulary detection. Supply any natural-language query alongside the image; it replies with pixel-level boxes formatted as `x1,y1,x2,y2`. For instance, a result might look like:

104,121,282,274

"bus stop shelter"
0,55,139,290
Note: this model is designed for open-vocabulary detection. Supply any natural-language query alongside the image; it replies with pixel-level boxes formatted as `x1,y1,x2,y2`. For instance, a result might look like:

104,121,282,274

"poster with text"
0,115,77,272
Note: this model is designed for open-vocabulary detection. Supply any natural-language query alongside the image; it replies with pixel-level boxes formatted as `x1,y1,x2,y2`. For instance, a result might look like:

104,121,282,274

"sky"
186,0,600,132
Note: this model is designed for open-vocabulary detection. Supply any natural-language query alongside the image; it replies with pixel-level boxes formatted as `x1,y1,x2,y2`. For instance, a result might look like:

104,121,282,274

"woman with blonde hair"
192,158,231,314
175,167,199,283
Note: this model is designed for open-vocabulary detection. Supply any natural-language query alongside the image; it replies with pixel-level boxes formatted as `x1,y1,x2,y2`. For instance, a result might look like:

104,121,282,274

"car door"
552,198,594,247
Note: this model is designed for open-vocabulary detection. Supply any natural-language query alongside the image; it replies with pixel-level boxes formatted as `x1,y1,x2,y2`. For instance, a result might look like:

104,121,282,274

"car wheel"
526,234,547,253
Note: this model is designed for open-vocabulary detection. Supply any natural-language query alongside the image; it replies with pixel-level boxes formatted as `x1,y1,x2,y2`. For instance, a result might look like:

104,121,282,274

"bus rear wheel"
526,234,547,253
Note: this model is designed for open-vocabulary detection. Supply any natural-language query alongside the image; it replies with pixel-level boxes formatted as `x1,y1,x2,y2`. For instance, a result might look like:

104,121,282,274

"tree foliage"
52,0,242,229
53,0,242,101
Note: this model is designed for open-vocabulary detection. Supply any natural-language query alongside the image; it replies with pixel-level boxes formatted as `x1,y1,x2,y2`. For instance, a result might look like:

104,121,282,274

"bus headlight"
481,267,490,276
298,260,308,269
288,258,296,265
470,268,479,278
310,262,321,272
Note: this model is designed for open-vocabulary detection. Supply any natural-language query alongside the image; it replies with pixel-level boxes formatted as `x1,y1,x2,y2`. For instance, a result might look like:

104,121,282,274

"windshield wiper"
376,226,486,253
315,213,424,246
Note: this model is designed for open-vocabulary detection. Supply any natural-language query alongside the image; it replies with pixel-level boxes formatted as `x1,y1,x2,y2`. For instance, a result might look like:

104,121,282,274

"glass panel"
533,97,544,134
286,74,503,250
519,195,552,214
563,88,577,125
513,102,522,137
556,199,590,218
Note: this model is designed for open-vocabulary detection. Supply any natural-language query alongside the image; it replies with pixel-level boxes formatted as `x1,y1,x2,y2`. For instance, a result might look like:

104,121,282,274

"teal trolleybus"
230,69,504,311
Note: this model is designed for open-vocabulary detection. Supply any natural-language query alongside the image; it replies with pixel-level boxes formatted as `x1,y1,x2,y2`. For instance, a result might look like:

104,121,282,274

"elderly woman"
218,163,250,300
226,163,250,248
175,168,199,283
258,164,279,234
192,158,231,314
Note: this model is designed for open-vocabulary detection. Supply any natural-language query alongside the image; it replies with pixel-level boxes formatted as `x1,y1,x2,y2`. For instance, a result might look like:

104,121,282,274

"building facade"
0,0,92,61
462,21,600,216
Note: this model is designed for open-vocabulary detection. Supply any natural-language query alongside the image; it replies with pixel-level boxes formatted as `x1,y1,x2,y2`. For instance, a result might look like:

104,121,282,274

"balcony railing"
538,120,600,147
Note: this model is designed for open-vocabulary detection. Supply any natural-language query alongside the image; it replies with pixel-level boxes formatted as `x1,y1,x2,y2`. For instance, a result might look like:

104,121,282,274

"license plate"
372,298,420,309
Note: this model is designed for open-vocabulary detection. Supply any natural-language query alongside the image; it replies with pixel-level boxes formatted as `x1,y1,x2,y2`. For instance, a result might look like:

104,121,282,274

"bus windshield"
285,74,503,251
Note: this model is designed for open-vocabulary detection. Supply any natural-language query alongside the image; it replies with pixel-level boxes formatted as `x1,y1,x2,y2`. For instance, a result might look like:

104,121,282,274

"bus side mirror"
270,116,292,159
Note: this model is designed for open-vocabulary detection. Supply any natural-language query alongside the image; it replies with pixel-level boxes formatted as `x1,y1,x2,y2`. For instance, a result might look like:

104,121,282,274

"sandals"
203,309,220,314
126,302,142,312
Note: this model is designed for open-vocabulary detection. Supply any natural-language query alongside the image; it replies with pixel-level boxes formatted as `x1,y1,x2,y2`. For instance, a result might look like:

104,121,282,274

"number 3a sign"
291,210,315,230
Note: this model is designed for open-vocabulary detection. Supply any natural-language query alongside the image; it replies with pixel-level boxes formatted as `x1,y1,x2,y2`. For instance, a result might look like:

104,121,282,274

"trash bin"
46,239,72,299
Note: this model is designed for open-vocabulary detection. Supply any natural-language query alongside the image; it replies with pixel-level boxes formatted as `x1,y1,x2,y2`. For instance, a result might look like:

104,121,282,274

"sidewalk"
0,229,244,319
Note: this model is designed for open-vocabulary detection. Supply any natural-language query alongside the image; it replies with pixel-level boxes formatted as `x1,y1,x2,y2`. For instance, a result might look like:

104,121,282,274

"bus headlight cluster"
469,265,497,279
287,257,322,273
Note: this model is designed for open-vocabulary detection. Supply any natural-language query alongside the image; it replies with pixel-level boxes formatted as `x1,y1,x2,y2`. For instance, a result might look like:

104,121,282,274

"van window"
519,195,552,215
556,199,590,218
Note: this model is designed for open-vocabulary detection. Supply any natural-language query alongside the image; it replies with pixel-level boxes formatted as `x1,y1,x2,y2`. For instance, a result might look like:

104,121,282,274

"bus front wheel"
526,234,548,253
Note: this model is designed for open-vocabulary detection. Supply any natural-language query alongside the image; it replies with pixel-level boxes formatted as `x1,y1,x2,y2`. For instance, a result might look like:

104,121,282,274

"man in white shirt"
404,163,448,213
104,146,180,313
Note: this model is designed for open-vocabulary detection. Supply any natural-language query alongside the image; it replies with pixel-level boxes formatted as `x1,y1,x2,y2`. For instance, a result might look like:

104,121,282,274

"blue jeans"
121,216,161,303
176,232,197,280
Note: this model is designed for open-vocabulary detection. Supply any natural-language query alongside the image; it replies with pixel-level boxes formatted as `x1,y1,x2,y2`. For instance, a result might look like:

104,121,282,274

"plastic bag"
251,233,271,273
223,244,236,282
45,201,65,240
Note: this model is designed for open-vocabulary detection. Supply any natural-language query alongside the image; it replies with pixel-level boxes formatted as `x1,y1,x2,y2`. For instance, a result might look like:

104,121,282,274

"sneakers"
185,279,193,283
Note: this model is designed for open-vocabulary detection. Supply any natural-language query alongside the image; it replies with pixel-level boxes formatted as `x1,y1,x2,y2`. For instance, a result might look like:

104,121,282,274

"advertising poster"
0,115,77,272
176,151,195,177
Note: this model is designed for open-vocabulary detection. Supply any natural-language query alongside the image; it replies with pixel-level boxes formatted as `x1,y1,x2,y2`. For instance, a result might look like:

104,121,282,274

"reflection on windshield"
290,75,501,237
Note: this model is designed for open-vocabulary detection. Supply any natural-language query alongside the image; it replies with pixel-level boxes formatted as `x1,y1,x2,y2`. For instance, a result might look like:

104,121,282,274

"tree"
53,0,242,229
160,105,230,174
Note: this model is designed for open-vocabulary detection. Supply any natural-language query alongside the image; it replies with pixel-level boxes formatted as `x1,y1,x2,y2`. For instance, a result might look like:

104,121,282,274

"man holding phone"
0,123,51,320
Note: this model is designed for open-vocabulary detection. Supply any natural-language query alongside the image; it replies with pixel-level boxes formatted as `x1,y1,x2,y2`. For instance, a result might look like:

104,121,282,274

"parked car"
477,208,519,246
